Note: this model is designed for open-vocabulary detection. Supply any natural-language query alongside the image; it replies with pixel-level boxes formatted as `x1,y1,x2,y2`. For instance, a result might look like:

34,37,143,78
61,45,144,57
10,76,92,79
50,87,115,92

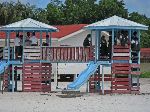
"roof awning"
0,18,58,32
84,15,148,30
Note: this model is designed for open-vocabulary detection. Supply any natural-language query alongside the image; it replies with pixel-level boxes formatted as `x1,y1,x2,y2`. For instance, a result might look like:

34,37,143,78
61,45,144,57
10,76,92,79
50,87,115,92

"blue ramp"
67,61,100,90
0,60,21,75
0,60,8,75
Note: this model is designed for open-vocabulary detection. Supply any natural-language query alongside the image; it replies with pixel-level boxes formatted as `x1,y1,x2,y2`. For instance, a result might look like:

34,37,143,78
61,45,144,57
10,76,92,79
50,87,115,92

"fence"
141,48,150,63
41,46,93,62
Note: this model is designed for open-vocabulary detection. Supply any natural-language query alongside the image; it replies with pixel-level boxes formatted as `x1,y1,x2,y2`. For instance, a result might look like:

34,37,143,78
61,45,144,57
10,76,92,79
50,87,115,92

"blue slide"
67,61,100,90
0,60,8,75
0,60,21,75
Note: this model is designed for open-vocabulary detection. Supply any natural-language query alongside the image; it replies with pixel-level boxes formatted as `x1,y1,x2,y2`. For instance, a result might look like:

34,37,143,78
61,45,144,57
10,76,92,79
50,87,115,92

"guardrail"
41,46,94,62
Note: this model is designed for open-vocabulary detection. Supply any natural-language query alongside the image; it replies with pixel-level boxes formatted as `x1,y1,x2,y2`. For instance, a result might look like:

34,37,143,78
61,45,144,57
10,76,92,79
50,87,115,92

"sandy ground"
0,78,150,112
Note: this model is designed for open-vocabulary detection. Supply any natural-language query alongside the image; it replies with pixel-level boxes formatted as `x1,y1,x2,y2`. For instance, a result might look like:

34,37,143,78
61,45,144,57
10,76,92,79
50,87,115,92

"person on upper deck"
25,32,31,46
14,33,20,59
131,31,140,51
30,32,38,46
101,35,108,57
83,34,91,47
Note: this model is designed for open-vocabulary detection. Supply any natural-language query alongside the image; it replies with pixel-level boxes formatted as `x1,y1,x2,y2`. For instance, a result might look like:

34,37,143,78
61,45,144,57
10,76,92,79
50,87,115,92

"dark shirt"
83,38,90,47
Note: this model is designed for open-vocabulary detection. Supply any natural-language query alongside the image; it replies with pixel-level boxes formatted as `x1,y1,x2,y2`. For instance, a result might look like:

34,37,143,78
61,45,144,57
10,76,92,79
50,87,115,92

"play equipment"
67,16,148,94
67,61,99,89
0,16,148,94
0,18,57,92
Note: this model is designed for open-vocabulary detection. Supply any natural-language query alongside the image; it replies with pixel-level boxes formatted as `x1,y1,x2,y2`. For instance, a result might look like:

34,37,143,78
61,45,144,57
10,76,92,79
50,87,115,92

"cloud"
123,0,150,17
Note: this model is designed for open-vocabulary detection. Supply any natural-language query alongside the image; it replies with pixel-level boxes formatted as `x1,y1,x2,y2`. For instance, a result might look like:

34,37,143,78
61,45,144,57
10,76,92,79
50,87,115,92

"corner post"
95,30,99,62
49,32,52,47
102,65,104,95
111,29,115,63
22,31,25,63
12,65,14,92
137,30,141,88
40,31,42,48
7,31,10,61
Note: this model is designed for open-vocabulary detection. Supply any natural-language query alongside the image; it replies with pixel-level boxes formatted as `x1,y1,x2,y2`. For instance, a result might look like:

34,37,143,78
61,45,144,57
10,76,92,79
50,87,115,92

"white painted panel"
55,63,111,75
113,53,129,56
58,63,88,74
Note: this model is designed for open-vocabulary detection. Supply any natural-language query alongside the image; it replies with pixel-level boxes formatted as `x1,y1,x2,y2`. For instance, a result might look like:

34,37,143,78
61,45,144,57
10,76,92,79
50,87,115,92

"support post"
98,31,101,60
86,80,89,93
5,32,7,46
137,30,141,89
90,30,93,46
40,31,42,47
95,30,99,62
129,30,132,63
138,30,141,64
22,31,25,63
12,65,14,92
49,32,52,47
0,76,1,91
54,63,58,89
7,31,10,61
111,29,115,63
129,30,132,90
102,65,104,95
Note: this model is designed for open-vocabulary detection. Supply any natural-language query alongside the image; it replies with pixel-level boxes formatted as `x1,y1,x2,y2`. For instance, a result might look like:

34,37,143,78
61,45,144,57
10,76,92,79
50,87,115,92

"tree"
46,0,64,25
63,0,98,24
98,0,128,19
129,12,150,48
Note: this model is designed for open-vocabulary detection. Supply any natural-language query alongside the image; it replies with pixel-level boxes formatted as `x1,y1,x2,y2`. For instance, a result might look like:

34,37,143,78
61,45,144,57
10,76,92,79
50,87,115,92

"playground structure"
0,16,148,94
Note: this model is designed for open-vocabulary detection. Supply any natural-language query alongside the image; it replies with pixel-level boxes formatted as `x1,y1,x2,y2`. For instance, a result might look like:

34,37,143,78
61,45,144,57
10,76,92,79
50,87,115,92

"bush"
140,72,150,78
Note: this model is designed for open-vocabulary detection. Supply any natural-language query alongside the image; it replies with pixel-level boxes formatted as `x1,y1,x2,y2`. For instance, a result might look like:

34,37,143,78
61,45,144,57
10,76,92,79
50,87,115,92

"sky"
0,0,150,17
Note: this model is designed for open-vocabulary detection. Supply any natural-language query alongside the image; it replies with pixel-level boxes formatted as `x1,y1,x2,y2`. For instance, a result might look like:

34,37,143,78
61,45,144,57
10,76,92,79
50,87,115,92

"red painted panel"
111,86,130,89
131,71,141,75
112,78,129,81
112,90,131,94
113,71,131,74
114,45,130,49
114,49,130,53
112,82,129,85
113,56,130,60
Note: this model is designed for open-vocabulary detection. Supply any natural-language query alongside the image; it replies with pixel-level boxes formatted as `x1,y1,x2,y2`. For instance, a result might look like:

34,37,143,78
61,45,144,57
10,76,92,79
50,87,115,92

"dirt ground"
0,78,150,112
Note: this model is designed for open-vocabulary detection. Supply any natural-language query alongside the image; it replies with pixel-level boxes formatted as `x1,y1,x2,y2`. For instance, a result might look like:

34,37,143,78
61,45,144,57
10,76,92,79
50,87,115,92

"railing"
24,46,41,60
141,48,150,63
42,46,94,62
3,47,14,60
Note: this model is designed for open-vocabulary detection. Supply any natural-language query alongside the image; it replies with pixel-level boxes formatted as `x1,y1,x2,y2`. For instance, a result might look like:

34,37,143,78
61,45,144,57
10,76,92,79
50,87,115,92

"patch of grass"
140,72,150,78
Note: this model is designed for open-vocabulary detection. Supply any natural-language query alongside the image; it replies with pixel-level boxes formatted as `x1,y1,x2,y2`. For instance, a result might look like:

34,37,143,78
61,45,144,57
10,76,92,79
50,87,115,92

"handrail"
42,46,93,62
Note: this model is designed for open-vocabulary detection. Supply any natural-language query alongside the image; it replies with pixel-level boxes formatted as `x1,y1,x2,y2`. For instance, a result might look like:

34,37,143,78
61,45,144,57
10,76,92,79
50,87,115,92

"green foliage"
98,0,128,19
140,72,150,78
129,12,150,48
0,0,150,47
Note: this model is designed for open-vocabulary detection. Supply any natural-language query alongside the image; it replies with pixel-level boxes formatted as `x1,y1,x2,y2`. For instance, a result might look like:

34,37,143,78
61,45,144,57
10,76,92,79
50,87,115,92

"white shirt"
14,37,20,46
30,36,38,45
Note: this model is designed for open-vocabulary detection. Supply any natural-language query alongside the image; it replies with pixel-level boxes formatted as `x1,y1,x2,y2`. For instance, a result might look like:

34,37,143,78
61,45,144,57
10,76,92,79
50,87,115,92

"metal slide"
67,61,100,90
